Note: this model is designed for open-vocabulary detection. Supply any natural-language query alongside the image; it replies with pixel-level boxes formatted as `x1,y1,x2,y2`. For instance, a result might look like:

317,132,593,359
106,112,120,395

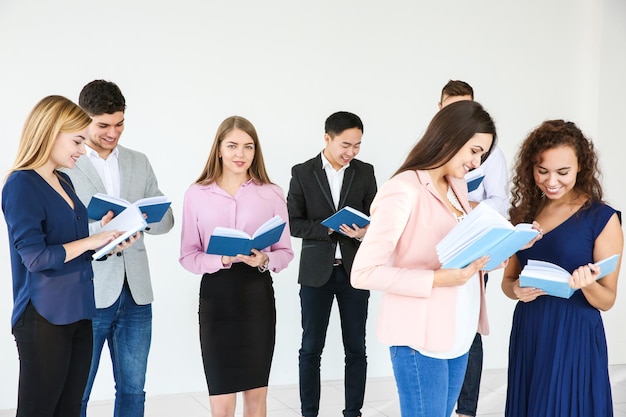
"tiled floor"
1,365,625,416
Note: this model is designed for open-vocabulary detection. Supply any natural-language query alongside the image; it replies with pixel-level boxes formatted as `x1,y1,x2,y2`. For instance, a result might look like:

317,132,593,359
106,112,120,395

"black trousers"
13,303,93,417
299,264,370,417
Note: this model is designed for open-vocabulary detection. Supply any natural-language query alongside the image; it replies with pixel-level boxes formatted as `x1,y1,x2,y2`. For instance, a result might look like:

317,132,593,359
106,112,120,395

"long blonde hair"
10,95,91,174
195,116,272,185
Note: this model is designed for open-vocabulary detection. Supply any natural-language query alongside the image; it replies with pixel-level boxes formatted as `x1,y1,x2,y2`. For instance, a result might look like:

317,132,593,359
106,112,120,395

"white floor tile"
1,365,625,416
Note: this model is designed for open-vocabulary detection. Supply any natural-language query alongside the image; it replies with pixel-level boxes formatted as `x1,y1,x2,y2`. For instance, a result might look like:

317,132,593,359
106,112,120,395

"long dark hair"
394,100,496,176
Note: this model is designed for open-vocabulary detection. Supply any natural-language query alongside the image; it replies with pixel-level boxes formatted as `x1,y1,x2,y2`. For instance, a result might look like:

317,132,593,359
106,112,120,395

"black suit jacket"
287,154,377,287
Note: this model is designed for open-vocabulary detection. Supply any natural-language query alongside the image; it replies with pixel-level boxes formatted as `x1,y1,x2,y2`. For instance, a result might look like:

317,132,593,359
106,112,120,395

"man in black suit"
287,111,377,417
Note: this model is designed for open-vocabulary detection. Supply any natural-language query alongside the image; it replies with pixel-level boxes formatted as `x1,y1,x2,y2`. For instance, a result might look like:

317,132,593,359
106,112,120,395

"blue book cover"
87,193,171,224
466,175,485,193
519,254,620,298
206,216,286,256
321,206,370,235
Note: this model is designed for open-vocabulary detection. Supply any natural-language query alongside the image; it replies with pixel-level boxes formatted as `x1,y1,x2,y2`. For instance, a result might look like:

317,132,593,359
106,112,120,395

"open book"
206,215,286,256
87,193,171,224
436,203,540,271
519,254,620,298
321,206,370,235
92,205,148,260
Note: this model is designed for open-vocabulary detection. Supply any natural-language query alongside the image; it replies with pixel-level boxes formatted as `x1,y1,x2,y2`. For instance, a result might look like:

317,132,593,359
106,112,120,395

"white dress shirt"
467,145,509,217
321,151,349,259
85,145,121,198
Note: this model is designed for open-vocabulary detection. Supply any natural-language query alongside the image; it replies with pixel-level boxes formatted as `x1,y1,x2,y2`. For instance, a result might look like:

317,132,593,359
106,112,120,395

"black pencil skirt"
198,262,276,395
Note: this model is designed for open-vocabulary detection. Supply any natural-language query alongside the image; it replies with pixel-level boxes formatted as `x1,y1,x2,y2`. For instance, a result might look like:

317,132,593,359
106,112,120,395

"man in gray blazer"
287,111,377,417
62,80,174,417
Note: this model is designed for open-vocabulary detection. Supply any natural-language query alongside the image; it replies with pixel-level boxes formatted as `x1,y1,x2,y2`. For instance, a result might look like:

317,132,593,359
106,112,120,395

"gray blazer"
61,145,174,308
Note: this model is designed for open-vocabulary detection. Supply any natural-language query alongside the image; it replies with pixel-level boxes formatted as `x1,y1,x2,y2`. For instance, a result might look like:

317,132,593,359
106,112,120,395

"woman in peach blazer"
351,101,497,417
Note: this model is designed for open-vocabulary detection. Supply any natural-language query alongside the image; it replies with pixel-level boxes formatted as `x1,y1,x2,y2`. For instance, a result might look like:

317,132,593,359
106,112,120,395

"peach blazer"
351,170,489,352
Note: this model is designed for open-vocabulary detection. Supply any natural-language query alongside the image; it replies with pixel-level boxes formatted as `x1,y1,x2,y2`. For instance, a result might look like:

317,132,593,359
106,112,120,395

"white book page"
212,216,284,240
253,215,284,238
211,227,252,239
133,196,169,206
344,206,369,221
92,193,131,207
101,205,146,232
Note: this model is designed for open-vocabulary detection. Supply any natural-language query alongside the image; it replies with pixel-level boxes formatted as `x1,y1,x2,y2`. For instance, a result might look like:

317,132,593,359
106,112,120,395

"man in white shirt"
63,80,174,417
438,80,509,417
287,112,377,417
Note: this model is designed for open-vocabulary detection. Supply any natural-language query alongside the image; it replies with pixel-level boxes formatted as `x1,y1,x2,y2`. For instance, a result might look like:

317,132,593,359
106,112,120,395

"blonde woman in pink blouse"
179,116,294,417
351,101,496,417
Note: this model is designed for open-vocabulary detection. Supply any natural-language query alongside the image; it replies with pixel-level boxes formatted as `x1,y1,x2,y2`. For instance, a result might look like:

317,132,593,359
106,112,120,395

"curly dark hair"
509,120,603,224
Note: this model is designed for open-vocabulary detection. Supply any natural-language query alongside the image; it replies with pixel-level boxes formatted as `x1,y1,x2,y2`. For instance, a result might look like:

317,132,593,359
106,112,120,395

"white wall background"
1,0,625,410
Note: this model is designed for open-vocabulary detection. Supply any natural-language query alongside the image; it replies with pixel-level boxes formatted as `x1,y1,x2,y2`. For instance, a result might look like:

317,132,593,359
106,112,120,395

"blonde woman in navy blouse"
2,96,121,417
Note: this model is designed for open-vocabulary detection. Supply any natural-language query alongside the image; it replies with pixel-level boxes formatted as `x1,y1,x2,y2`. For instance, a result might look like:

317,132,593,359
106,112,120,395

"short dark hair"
440,80,474,103
325,111,363,137
394,100,496,176
79,80,126,116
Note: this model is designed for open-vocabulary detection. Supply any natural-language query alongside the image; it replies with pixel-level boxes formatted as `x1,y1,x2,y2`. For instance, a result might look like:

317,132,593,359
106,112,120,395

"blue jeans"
390,346,469,417
81,283,152,417
299,265,369,417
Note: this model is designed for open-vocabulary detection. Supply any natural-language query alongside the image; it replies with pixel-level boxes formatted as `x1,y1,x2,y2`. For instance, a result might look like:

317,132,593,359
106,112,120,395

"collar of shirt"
320,151,350,173
85,144,121,197
85,144,120,161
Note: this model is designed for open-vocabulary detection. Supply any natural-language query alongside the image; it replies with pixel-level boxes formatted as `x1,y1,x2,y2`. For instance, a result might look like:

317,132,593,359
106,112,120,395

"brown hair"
394,100,496,176
195,116,272,185
440,80,474,104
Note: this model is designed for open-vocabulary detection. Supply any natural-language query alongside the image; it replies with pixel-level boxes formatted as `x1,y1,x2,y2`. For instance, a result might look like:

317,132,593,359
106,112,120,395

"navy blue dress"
506,202,618,417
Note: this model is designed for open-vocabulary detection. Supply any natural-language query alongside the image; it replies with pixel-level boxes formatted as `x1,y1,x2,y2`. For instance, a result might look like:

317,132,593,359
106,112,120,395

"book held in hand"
206,215,286,257
436,203,540,271
321,206,370,235
519,254,620,298
92,205,148,260
87,193,171,224
466,172,485,193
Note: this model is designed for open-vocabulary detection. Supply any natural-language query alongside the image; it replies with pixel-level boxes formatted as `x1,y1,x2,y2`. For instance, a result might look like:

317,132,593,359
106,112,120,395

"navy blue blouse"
2,170,95,327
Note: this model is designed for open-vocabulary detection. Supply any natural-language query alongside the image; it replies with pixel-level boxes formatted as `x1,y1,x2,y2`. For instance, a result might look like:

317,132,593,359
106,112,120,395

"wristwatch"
258,257,269,272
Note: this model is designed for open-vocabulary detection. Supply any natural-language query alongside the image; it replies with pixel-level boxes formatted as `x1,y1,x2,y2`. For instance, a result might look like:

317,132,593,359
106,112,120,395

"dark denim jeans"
456,333,483,416
81,283,152,417
299,265,369,417
390,346,469,417
456,273,488,416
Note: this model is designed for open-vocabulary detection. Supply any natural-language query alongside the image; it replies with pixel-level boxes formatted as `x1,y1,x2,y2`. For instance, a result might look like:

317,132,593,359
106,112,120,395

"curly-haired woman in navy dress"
502,120,623,417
